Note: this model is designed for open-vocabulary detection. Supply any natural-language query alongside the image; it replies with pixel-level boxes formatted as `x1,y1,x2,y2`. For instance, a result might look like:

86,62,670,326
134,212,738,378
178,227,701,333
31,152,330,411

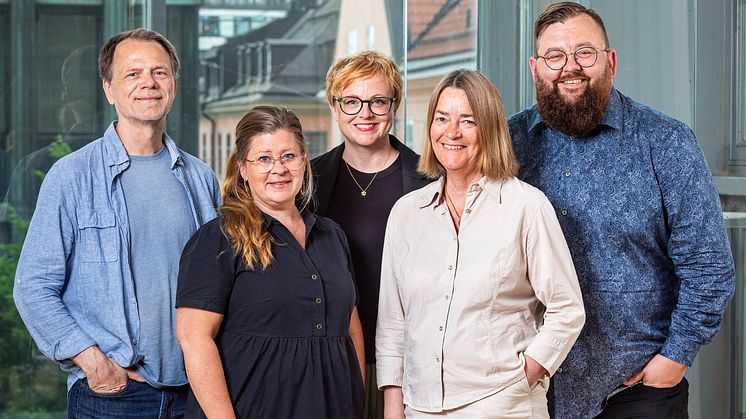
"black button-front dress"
176,212,364,419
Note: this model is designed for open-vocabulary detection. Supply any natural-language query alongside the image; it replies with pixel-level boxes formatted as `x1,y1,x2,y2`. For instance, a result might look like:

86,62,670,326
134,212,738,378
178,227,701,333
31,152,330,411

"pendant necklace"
344,147,393,197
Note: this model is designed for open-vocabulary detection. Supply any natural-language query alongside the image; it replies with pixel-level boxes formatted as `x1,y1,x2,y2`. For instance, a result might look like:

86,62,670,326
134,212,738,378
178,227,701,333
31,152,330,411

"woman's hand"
524,354,548,387
383,386,405,419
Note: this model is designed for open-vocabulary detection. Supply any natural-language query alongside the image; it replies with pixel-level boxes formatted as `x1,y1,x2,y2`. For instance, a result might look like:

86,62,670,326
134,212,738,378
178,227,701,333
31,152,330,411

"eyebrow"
435,109,474,118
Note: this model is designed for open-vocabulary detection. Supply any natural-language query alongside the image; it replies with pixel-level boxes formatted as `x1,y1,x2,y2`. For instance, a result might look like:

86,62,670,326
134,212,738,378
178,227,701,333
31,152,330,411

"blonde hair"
326,50,403,112
418,69,518,181
221,106,314,269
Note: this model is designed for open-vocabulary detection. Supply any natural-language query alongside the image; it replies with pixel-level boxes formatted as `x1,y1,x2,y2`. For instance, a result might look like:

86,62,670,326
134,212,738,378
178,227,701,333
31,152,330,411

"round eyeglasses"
335,96,396,116
536,46,611,71
244,151,306,173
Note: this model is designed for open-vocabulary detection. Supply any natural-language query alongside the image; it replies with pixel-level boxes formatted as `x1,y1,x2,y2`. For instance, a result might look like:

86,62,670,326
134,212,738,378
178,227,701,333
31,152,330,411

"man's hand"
623,354,688,388
71,346,145,394
524,354,548,387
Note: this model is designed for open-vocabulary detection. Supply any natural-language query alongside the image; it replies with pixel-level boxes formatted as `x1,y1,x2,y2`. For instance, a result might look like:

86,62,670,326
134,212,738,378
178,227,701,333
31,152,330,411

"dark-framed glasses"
335,96,396,116
245,151,306,173
537,46,611,71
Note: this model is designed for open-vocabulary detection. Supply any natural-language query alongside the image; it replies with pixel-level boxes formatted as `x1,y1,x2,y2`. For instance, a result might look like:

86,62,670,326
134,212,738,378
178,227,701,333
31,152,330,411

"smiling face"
238,129,306,214
329,74,394,149
530,13,616,103
102,39,176,129
529,13,616,135
429,87,481,179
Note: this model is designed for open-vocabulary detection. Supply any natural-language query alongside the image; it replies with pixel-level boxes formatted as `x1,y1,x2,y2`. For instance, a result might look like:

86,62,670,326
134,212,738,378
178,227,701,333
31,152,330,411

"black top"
311,135,431,363
327,157,402,361
176,212,364,419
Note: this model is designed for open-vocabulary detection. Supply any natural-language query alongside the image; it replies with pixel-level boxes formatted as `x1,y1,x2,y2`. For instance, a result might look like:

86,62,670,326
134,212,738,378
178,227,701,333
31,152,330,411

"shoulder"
390,181,440,215
508,106,538,133
486,177,551,208
185,217,229,250
49,137,107,174
177,148,218,176
311,142,344,176
617,91,693,137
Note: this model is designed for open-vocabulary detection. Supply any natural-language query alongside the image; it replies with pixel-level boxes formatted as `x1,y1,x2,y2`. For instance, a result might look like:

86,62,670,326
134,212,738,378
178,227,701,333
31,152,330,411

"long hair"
418,69,518,181
221,106,313,269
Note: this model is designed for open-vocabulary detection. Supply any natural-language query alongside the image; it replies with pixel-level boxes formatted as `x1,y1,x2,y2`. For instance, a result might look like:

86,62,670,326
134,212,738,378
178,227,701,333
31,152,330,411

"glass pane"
404,0,477,153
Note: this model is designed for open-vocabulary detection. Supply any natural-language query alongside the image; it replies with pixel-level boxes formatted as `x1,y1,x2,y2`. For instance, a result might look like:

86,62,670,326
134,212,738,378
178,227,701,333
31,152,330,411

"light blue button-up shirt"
13,122,221,389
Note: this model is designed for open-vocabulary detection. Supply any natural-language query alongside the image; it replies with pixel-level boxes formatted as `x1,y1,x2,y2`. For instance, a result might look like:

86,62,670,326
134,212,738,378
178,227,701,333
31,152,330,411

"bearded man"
509,3,735,418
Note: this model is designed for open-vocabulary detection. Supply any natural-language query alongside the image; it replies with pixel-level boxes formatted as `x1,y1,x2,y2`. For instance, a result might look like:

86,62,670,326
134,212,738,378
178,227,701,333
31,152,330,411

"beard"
535,66,613,137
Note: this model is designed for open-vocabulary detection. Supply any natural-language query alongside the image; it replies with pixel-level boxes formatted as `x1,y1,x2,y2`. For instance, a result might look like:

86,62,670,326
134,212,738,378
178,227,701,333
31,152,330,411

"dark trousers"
68,378,188,419
595,378,688,419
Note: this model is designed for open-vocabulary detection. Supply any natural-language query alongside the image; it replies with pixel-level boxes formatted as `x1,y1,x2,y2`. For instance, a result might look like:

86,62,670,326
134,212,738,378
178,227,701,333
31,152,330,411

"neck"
257,202,302,227
116,120,166,156
445,169,482,197
342,137,398,173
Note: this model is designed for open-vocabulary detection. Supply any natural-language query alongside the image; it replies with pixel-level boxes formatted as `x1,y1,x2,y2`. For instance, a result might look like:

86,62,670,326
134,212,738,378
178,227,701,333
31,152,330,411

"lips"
354,123,377,132
442,143,466,150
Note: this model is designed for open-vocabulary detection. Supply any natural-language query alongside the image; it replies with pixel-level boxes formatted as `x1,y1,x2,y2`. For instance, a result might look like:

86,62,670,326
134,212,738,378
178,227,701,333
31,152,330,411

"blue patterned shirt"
508,89,735,418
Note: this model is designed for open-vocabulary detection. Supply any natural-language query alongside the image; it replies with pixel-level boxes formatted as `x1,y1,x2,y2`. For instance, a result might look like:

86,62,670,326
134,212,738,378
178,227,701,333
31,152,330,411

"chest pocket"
76,209,119,263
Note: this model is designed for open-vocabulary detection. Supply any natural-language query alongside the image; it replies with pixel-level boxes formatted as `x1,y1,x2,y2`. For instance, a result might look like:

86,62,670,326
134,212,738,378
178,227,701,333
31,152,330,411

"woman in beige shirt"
376,69,585,418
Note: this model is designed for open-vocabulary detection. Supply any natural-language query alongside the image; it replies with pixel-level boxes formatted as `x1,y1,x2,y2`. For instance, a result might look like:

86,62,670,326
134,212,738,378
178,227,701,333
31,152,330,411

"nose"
140,71,157,87
358,102,374,118
269,158,289,174
445,121,461,139
564,53,582,71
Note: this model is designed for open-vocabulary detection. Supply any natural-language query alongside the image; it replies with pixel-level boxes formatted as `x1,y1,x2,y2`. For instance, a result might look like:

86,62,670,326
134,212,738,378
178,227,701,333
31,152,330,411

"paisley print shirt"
508,88,735,418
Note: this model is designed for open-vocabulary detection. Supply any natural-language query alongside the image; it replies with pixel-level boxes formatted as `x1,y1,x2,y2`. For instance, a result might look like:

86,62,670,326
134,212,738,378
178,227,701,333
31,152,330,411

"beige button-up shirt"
376,176,585,412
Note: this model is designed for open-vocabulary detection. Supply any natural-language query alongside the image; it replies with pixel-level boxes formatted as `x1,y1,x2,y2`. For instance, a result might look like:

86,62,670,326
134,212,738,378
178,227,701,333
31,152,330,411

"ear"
606,48,618,78
102,79,115,105
328,100,340,121
529,56,538,83
238,159,251,186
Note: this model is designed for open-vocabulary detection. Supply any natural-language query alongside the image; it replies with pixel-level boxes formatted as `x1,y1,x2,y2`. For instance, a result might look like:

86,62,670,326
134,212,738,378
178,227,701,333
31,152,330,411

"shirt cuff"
375,356,404,390
53,330,97,364
524,332,567,375
660,332,701,367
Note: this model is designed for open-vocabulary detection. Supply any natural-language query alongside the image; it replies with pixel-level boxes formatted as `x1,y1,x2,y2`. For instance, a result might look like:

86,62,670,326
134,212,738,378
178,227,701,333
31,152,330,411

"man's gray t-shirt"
120,145,195,387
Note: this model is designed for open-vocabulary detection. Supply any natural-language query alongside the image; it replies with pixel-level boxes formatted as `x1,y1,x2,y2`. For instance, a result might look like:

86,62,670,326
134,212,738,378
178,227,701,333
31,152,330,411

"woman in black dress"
176,106,365,418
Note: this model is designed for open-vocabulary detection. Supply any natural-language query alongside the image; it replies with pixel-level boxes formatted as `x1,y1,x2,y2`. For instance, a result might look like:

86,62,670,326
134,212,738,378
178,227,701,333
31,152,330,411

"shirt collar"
262,210,324,233
102,121,182,169
419,176,487,209
528,87,623,133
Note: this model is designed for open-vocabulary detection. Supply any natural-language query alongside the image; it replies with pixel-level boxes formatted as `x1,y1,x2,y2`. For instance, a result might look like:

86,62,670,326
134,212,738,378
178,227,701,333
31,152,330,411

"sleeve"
12,163,97,364
523,199,586,375
652,124,736,366
176,220,236,314
375,204,406,389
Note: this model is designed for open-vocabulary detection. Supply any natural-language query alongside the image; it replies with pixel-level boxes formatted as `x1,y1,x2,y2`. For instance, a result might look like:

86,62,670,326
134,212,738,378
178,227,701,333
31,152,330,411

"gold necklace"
444,189,463,222
344,147,393,197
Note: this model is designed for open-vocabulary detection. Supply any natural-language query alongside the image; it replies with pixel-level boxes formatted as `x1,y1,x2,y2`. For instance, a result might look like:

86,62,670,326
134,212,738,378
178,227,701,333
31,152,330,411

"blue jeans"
68,378,188,419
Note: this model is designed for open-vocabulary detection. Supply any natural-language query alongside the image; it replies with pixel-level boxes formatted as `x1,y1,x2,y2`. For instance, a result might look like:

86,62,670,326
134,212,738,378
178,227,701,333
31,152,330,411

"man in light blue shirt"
13,28,221,418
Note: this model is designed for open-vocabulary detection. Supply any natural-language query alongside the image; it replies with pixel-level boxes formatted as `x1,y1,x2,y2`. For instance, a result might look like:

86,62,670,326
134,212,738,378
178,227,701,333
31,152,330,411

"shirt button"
465,208,471,214
311,274,318,280
564,172,571,177
130,298,136,305
315,323,323,330
448,265,453,271
315,297,322,304
558,367,563,373
438,326,443,332
561,209,568,216
132,338,138,345
445,295,450,300
435,356,440,363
